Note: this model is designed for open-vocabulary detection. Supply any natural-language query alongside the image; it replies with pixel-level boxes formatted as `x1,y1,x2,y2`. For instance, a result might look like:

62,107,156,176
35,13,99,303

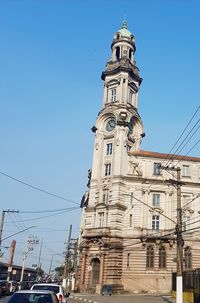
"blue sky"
0,0,200,272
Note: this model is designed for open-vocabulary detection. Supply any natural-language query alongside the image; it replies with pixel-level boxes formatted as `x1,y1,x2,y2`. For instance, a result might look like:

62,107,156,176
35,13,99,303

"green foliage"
55,265,64,276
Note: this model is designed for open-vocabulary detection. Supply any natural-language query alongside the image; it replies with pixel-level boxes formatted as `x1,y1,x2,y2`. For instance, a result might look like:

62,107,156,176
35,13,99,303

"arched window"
146,245,154,269
116,47,120,60
185,246,192,269
91,258,100,287
159,246,166,268
129,49,133,61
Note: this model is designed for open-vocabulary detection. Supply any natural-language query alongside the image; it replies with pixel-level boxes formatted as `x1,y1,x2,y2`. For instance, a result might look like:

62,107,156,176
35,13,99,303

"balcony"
83,227,111,238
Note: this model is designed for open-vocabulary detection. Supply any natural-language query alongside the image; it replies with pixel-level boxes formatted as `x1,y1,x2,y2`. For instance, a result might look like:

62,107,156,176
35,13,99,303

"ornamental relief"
128,160,143,176
149,207,164,214
80,238,105,249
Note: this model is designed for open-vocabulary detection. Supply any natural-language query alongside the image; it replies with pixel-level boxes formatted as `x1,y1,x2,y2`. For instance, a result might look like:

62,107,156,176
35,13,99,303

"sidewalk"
69,293,176,303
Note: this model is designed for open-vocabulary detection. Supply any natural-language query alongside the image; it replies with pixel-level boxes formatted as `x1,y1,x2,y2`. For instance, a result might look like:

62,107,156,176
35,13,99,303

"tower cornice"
101,57,142,85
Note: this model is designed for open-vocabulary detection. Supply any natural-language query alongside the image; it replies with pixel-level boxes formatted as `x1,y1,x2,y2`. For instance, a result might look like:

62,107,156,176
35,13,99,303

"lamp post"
48,254,62,275
48,255,54,274
20,236,39,285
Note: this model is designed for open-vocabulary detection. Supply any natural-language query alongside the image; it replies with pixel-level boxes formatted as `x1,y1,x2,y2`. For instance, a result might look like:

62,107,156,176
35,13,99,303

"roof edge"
129,150,200,162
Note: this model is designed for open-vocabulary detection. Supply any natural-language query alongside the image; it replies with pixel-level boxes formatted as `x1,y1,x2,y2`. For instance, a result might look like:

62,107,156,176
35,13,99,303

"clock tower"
91,19,144,182
79,21,144,292
79,20,200,295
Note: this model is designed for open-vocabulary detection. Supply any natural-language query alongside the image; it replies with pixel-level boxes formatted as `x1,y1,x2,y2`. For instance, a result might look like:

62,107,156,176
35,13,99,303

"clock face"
106,118,116,132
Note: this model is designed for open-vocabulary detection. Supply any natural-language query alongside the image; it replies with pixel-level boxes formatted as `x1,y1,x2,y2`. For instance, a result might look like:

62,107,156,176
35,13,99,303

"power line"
138,105,200,197
20,207,79,214
6,207,79,223
170,118,200,160
182,194,200,209
166,105,200,157
0,170,79,205
124,193,176,224
174,138,200,167
1,226,36,242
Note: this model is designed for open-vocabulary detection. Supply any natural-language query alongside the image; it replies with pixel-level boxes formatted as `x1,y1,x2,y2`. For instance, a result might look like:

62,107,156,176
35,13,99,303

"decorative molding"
128,161,143,176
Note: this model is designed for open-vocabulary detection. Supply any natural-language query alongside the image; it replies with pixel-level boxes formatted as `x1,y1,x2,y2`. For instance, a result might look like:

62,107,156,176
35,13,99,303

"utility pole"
161,165,183,303
7,239,16,281
71,238,78,291
0,210,19,258
0,211,6,257
175,167,183,303
63,225,72,289
37,238,43,281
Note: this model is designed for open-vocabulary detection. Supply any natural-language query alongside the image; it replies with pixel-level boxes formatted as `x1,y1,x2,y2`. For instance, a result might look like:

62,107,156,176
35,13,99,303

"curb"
70,296,99,303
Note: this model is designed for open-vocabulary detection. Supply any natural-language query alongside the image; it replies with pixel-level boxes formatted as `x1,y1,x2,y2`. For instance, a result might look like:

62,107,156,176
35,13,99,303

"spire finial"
122,19,127,29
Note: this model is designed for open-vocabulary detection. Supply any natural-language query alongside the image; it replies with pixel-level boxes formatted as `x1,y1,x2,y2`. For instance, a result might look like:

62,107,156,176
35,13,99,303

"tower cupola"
111,20,136,64
101,20,142,110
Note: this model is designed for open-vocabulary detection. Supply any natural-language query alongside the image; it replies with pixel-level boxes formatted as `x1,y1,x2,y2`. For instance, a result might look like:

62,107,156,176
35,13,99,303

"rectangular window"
127,253,130,267
185,247,192,269
129,91,133,105
183,215,190,232
152,194,160,207
127,145,131,152
146,245,154,269
182,165,190,177
105,163,111,176
152,215,159,230
98,212,104,227
106,143,113,155
111,88,116,102
102,189,109,204
154,162,161,175
129,214,133,227
159,247,166,268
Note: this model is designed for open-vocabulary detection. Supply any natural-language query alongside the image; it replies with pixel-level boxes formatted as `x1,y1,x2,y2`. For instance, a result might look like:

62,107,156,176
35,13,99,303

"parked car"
100,284,112,296
0,280,10,296
31,284,67,303
7,290,59,303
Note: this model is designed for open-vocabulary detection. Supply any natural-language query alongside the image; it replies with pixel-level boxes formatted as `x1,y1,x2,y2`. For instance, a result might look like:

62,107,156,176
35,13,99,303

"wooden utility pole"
0,211,6,256
0,210,19,258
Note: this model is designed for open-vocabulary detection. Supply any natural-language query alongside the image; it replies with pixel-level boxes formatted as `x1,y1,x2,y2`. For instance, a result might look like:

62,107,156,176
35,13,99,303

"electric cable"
0,170,79,205
5,207,79,223
19,208,79,222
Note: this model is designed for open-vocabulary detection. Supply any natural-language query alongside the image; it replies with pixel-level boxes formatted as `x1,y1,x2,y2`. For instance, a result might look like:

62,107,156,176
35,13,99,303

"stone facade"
78,21,200,294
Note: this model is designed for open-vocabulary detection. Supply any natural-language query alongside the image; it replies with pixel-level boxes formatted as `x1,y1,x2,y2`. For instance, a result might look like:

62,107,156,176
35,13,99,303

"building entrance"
91,258,100,287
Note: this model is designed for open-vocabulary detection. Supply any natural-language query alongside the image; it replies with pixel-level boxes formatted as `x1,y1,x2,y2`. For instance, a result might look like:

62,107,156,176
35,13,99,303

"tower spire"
122,19,127,29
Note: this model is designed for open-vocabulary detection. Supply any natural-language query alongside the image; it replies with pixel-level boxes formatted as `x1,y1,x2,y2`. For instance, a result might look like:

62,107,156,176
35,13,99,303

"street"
69,293,176,303
0,296,10,303
0,293,176,303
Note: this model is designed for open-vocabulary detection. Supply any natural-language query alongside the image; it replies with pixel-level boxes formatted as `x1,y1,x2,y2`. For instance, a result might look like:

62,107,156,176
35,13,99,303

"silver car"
31,284,67,303
7,290,59,303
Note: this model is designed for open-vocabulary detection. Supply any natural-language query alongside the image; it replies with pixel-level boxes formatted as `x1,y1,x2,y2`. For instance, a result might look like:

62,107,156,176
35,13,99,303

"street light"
48,254,62,274
20,236,39,285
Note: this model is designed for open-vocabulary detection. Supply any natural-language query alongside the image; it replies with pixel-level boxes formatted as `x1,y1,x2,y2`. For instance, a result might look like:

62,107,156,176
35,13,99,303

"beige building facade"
78,21,200,294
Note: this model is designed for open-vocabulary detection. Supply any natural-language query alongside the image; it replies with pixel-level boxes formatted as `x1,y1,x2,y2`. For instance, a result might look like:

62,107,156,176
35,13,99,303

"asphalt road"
0,295,10,303
69,293,176,303
0,293,176,303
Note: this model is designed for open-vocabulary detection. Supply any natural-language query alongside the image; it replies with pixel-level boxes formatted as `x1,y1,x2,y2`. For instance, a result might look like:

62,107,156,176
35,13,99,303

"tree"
55,265,64,277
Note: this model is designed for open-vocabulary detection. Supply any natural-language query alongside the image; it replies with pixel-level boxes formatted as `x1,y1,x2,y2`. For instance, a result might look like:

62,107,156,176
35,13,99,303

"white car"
7,290,59,303
31,284,67,303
